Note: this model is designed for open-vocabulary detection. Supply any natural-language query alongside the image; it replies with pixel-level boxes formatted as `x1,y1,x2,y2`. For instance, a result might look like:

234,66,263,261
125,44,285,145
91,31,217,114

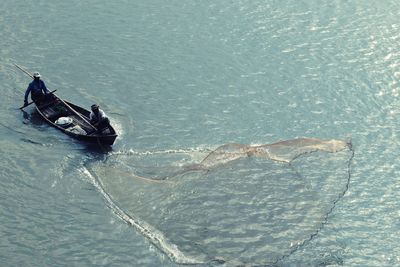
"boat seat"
42,108,59,121
37,99,60,110
43,106,69,121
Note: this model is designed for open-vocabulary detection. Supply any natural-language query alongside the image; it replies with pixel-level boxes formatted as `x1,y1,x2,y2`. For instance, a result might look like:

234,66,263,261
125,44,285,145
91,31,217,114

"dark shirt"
24,79,49,102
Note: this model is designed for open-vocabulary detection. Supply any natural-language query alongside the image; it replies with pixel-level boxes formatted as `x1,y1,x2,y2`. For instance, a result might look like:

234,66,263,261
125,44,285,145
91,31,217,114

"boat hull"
34,94,118,146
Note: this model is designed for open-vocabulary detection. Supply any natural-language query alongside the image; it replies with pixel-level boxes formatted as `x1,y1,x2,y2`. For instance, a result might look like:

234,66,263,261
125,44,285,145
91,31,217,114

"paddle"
20,89,57,110
14,63,34,79
57,96,98,133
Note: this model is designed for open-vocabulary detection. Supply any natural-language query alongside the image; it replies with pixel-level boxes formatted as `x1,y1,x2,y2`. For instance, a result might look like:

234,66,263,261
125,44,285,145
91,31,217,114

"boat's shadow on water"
81,143,114,154
22,109,44,125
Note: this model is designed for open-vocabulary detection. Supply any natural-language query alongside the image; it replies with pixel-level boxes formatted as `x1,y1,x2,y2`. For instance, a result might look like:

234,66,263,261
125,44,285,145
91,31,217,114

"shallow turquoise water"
2,0,400,266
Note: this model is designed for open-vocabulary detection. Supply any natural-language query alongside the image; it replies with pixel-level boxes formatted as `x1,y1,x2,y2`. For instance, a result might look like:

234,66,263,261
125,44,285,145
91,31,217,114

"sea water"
1,0,400,266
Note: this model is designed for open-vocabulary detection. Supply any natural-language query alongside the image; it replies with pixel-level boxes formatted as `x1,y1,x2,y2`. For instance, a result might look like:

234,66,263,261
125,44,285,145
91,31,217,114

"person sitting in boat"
23,72,51,106
89,104,110,132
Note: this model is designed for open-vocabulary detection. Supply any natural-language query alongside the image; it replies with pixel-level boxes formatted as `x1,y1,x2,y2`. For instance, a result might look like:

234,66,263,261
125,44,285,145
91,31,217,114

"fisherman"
89,104,110,132
23,72,50,107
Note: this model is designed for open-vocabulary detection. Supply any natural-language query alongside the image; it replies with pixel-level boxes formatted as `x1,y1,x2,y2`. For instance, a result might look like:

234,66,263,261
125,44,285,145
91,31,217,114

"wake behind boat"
34,93,118,146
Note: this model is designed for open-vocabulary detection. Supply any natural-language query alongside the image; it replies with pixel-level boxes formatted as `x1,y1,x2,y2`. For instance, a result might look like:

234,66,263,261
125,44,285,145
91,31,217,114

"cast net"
84,138,354,265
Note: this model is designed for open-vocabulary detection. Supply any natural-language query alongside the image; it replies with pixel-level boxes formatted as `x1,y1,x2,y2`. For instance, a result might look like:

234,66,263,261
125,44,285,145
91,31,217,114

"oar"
20,89,57,110
56,95,98,133
14,63,34,78
15,63,98,133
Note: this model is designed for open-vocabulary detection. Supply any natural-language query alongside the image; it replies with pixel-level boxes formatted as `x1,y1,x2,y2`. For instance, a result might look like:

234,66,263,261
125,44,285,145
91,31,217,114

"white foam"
80,167,203,265
110,146,212,157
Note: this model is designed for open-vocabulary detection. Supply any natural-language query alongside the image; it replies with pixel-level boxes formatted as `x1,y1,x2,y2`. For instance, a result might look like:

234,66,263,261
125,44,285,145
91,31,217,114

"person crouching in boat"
89,104,111,133
23,72,51,107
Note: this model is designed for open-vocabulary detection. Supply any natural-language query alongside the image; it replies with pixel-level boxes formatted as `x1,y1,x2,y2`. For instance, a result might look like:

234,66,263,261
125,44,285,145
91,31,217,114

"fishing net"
84,138,354,266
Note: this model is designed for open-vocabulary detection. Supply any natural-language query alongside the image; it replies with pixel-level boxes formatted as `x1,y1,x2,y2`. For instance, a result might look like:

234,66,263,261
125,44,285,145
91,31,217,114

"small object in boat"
65,125,87,135
55,117,73,127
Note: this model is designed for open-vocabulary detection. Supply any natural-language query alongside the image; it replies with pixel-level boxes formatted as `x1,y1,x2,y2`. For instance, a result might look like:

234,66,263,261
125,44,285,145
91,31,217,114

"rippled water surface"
2,0,400,266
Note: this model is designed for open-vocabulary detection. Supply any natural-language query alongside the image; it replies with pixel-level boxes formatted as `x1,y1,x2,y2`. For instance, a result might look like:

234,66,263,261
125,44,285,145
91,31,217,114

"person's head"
91,104,99,112
33,72,41,80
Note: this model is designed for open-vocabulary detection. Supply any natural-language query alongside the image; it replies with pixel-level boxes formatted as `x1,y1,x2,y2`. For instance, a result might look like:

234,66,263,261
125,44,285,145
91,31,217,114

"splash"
85,138,353,265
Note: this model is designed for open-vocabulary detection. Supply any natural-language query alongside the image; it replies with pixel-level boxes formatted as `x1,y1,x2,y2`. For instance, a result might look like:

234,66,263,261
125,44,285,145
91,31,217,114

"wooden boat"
34,94,117,146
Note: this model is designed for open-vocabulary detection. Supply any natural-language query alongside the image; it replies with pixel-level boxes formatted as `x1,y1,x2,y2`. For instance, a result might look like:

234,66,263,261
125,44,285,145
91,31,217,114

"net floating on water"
85,137,354,266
